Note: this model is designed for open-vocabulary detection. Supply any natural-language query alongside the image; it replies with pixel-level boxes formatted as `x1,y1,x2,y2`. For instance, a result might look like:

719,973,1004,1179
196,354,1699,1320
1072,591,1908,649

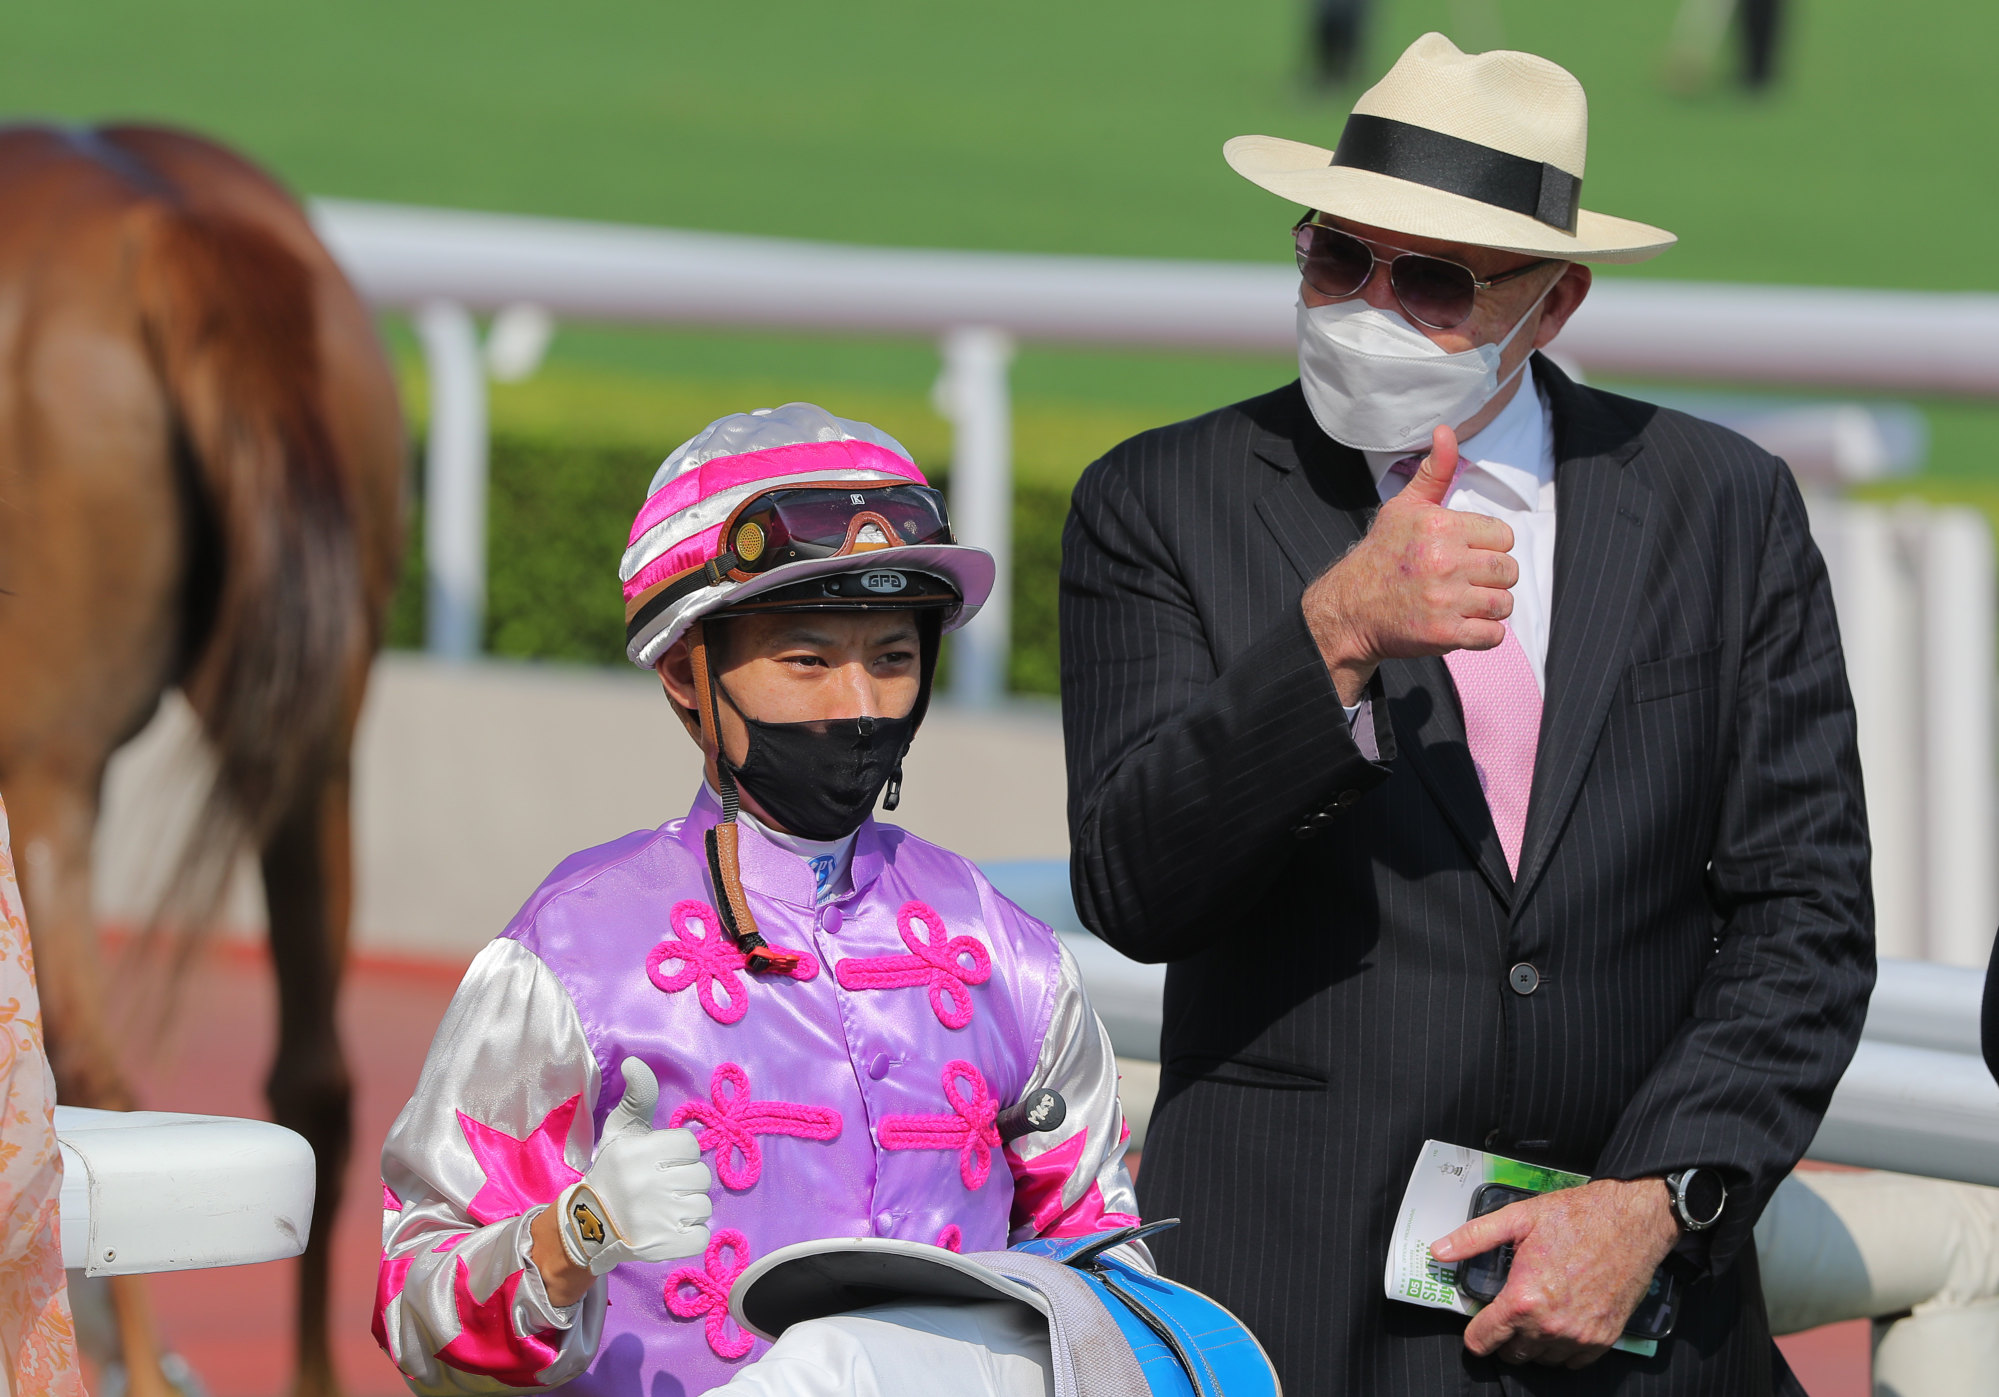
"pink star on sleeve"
456,1095,586,1226
439,1257,564,1387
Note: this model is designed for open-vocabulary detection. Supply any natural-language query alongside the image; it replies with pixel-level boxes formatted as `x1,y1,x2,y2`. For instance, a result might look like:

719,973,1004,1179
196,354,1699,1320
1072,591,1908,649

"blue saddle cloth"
1012,1223,1280,1397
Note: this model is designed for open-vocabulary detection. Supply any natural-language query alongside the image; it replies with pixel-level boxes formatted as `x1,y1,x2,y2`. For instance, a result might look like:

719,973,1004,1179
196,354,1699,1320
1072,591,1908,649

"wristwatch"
1664,1168,1727,1232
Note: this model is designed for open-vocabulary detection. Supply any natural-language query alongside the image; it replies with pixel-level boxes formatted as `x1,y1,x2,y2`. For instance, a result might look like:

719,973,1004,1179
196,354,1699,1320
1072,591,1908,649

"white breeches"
1758,1168,1999,1396
705,1298,1054,1397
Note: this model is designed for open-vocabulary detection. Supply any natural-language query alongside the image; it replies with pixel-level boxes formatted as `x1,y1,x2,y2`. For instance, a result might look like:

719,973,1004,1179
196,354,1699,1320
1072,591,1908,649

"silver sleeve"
377,938,607,1393
1006,940,1153,1270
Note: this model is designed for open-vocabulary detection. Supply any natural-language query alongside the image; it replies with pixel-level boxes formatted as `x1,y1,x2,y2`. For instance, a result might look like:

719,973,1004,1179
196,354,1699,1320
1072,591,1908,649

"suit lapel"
1248,387,1512,903
1512,365,1653,909
1379,658,1514,902
1248,393,1376,579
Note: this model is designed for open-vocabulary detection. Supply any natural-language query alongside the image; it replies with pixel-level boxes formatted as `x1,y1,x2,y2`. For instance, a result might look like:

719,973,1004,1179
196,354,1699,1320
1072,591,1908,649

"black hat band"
1330,113,1581,234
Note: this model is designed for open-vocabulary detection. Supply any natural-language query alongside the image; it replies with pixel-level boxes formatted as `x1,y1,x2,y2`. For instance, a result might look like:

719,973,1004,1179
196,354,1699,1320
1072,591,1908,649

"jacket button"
1333,789,1359,808
1508,963,1541,995
819,905,843,935
868,1053,891,1080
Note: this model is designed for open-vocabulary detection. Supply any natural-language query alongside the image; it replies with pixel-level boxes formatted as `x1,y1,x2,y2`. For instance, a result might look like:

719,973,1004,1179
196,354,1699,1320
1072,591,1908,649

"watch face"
1681,1169,1726,1226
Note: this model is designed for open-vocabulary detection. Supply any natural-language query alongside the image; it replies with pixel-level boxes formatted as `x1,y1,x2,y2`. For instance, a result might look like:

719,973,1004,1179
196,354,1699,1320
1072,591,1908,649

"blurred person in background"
1987,929,1998,1085
1060,32,1871,1395
0,794,82,1396
1741,0,1785,89
1310,0,1370,86
1665,0,1788,92
374,406,1179,1397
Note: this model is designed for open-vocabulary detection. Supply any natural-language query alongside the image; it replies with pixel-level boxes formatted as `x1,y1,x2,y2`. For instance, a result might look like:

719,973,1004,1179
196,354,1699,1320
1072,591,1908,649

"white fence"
979,864,1999,1187
309,199,1999,696
1814,504,1998,965
308,198,1999,970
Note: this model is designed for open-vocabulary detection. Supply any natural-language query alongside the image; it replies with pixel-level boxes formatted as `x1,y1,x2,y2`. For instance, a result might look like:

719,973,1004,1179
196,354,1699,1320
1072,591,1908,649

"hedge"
387,433,1072,696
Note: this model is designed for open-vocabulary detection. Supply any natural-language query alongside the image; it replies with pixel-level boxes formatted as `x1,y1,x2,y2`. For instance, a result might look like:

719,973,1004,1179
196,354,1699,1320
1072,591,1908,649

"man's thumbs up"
1300,422,1520,703
1402,425,1461,508
555,1057,713,1275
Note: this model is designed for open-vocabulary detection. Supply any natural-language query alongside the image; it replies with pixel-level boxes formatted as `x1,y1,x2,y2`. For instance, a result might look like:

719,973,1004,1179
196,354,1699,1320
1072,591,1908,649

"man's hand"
1429,1177,1679,1369
1302,425,1519,704
530,1059,713,1308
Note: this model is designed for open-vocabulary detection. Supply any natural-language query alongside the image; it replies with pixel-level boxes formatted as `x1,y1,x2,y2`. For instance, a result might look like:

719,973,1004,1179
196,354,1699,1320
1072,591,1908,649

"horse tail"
128,170,368,954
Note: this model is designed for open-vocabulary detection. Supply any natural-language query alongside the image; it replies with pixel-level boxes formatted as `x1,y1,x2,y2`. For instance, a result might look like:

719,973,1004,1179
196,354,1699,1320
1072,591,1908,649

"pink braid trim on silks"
877,1060,1001,1189
668,1063,843,1190
936,1224,964,1253
438,1258,564,1387
627,440,925,547
382,1184,401,1212
647,900,818,1025
1003,1128,1141,1238
834,901,991,1029
666,1229,756,1360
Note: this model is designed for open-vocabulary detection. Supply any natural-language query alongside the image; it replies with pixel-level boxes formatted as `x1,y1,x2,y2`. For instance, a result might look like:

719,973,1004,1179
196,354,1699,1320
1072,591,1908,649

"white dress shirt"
1342,377,1559,755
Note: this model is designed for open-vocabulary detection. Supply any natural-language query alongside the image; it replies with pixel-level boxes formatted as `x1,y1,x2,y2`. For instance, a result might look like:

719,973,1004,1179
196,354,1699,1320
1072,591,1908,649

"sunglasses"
720,482,954,580
1292,216,1558,331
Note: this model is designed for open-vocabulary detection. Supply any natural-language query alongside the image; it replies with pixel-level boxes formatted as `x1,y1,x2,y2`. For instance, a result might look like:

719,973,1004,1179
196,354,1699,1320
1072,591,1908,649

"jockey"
372,404,1148,1396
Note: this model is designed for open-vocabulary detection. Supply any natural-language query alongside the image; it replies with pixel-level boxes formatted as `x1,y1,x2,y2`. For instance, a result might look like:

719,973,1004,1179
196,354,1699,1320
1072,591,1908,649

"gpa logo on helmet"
860,571,907,595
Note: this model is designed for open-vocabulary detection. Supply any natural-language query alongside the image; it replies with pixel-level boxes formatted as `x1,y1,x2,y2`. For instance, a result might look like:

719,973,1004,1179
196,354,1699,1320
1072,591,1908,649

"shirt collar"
1363,375,1554,512
685,785,883,908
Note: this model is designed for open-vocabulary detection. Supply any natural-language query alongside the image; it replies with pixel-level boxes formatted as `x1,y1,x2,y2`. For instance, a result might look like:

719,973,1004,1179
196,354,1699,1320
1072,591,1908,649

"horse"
0,125,405,1397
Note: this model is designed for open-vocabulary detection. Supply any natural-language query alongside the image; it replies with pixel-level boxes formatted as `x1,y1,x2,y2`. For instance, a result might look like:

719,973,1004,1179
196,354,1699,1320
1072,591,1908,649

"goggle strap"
689,621,723,764
689,624,794,973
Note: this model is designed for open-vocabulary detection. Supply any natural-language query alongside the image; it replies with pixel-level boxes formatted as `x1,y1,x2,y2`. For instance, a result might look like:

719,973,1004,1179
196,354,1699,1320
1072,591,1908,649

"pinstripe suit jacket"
1059,360,1873,1395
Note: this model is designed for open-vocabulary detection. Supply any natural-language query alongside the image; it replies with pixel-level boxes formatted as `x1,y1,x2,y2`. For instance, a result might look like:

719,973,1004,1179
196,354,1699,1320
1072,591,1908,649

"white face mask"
1295,280,1557,454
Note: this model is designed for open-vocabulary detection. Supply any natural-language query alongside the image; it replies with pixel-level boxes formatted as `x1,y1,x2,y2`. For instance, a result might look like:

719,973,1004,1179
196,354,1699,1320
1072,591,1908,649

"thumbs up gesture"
1303,425,1520,704
555,1059,713,1275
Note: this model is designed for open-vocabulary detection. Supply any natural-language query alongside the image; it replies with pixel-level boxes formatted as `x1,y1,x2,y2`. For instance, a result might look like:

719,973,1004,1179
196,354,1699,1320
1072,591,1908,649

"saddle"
731,1220,1282,1397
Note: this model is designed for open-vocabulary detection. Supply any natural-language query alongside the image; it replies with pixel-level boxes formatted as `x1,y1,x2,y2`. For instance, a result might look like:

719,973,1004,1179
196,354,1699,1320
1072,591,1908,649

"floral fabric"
0,795,82,1396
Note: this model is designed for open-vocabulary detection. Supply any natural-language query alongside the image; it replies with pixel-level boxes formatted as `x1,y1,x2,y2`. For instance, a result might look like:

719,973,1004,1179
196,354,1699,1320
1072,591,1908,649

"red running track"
103,945,1870,1396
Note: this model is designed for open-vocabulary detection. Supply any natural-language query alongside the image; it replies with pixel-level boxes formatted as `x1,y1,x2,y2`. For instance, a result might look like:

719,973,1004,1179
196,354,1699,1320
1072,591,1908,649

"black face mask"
718,685,914,841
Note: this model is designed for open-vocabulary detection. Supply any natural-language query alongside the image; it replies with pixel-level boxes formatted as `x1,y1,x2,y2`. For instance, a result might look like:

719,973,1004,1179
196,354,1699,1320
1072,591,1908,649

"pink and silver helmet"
621,403,995,669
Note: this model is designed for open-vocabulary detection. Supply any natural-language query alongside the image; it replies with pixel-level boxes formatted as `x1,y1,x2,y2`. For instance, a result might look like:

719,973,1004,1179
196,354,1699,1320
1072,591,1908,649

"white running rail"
308,198,1999,704
982,864,1999,1186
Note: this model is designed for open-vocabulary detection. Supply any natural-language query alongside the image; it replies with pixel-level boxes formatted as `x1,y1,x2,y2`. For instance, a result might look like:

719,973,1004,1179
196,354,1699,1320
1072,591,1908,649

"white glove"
555,1058,713,1275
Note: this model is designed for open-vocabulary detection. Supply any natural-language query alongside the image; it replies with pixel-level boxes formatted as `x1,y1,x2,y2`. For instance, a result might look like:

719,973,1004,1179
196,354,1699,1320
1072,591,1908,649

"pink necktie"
1390,456,1541,876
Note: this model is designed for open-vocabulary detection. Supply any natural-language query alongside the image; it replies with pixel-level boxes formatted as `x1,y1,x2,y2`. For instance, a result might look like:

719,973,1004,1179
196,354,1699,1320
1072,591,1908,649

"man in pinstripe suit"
1060,35,1871,1396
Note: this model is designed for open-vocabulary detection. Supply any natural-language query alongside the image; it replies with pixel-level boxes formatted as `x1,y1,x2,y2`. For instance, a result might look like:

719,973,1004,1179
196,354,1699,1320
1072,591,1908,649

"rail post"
934,326,1016,706
1921,507,1998,967
415,300,489,661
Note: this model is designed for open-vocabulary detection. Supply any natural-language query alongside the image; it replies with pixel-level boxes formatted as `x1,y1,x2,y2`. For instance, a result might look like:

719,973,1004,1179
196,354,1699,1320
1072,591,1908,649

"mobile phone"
1454,1182,1536,1304
1452,1181,1679,1340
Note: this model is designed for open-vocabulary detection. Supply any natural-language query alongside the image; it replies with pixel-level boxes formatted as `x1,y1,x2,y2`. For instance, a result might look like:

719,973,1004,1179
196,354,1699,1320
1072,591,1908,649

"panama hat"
1225,32,1675,264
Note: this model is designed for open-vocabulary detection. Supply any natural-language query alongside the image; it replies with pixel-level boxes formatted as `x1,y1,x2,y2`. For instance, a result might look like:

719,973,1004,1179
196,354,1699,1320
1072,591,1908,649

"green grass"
4,0,1993,286
12,0,1995,423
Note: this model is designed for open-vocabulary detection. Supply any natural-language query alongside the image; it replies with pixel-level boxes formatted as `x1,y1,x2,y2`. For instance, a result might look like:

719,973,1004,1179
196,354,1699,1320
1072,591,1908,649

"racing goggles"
660,482,955,608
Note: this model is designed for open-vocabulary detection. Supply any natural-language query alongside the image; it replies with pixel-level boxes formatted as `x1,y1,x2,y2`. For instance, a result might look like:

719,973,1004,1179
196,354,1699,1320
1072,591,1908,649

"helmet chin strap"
687,620,800,976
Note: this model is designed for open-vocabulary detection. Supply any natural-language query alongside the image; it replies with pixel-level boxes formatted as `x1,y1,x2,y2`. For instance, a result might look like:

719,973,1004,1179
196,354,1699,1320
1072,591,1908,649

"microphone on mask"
996,1088,1068,1143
